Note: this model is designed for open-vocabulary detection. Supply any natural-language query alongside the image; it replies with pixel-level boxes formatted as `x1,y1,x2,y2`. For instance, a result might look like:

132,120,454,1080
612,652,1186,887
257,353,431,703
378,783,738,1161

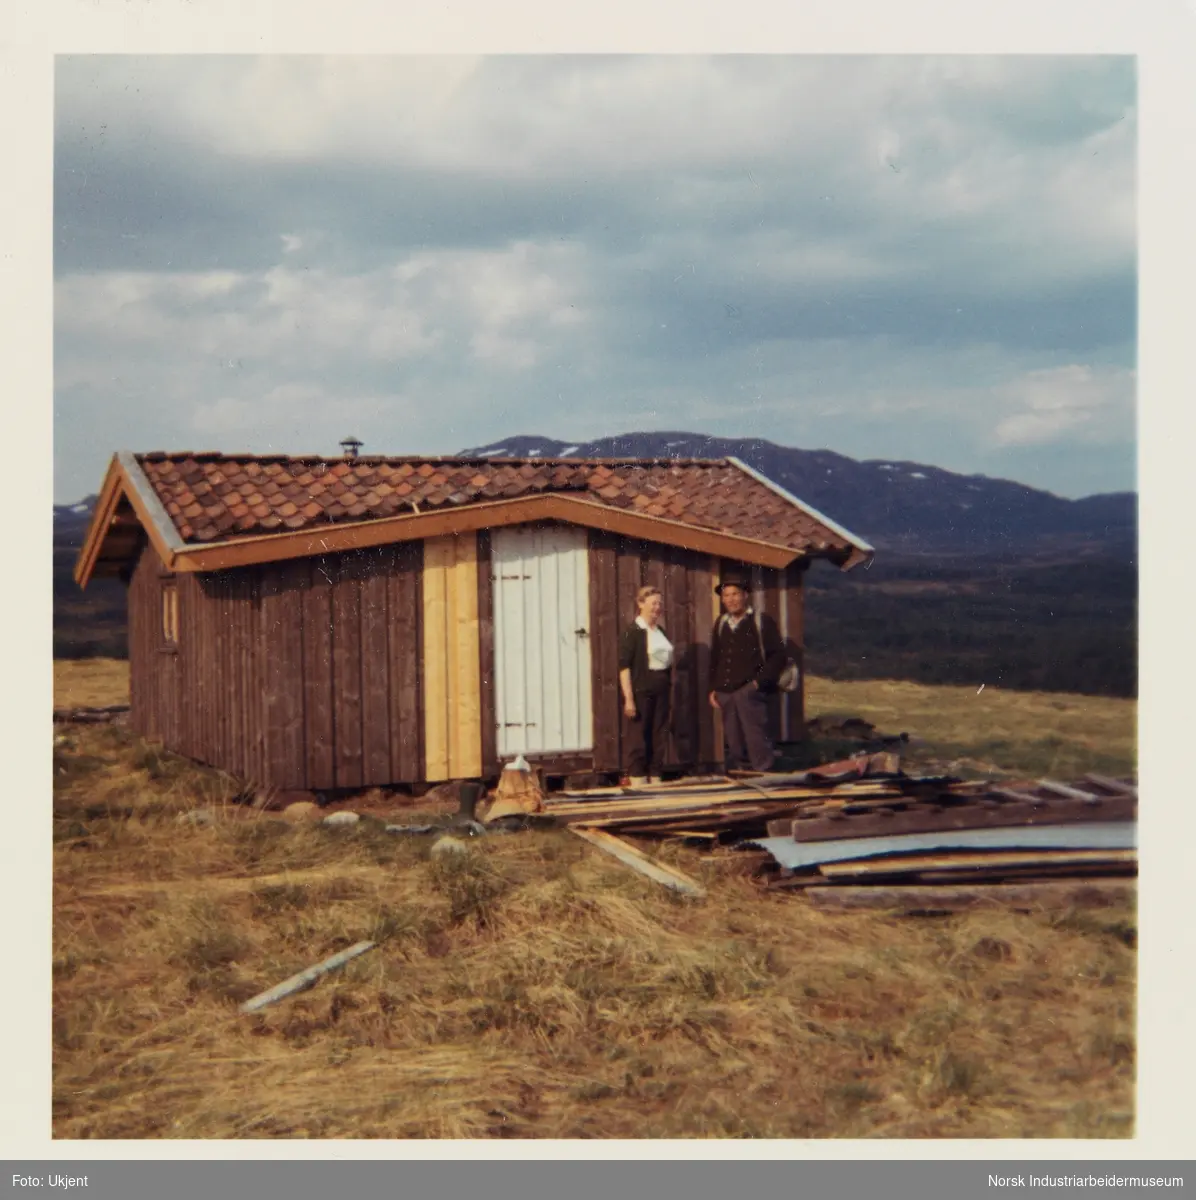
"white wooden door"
491,526,593,757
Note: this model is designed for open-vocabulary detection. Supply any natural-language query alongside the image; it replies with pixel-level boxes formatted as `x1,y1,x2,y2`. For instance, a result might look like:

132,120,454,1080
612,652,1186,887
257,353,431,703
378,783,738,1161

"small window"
161,580,179,647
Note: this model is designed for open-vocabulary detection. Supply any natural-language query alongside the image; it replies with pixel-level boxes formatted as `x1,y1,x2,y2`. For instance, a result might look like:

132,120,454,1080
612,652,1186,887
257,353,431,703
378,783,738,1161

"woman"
617,585,675,786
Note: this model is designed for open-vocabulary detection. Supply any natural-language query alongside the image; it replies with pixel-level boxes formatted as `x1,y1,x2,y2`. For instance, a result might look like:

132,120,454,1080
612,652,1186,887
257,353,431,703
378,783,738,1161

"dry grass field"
52,661,1136,1139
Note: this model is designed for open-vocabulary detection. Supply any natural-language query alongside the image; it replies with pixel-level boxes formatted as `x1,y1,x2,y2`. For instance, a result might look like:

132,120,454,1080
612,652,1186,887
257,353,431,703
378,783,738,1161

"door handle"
575,628,589,638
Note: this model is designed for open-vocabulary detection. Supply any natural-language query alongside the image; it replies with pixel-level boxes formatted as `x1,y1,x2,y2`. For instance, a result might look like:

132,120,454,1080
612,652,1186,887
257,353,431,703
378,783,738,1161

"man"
708,570,786,773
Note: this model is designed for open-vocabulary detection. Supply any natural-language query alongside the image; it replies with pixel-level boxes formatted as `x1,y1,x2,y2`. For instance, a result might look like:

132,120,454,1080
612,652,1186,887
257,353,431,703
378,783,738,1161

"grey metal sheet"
117,450,187,552
751,821,1137,871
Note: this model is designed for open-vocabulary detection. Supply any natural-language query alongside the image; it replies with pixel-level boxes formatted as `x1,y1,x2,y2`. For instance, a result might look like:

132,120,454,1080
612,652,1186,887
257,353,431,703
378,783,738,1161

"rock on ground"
281,801,321,824
323,811,361,827
430,835,468,858
176,808,216,826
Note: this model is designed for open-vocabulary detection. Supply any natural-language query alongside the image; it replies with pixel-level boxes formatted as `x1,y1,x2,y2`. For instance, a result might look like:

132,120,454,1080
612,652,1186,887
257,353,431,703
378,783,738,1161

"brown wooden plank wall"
304,559,336,789
587,536,720,776
387,543,423,784
476,532,498,777
126,542,425,791
784,559,808,734
587,531,621,772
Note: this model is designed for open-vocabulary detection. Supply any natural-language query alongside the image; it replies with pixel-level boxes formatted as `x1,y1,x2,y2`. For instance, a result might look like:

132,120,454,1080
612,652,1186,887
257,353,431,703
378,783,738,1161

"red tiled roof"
134,453,858,557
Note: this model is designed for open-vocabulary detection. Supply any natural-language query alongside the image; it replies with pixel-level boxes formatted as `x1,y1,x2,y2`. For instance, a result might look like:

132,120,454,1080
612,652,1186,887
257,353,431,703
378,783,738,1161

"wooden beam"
1035,779,1103,804
169,493,802,574
1083,773,1138,797
771,793,1137,842
238,941,377,1013
818,849,1137,878
569,826,706,897
74,458,127,587
76,456,188,588
800,880,1135,913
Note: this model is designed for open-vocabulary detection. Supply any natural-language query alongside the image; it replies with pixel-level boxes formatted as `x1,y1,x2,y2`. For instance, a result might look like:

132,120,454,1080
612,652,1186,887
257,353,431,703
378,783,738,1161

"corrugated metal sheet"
751,821,1137,871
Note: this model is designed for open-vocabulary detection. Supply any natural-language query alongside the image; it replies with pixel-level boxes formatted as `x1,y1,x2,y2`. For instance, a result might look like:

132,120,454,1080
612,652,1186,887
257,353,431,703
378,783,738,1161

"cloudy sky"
53,54,1136,504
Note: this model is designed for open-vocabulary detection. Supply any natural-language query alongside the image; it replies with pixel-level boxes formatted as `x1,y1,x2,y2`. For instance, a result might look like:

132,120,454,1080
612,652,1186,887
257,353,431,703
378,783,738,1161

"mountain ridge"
55,434,1136,557
458,432,1136,555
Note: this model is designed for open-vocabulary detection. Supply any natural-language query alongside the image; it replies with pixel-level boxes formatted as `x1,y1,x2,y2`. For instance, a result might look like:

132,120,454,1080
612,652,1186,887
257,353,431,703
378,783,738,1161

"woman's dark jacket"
618,623,672,693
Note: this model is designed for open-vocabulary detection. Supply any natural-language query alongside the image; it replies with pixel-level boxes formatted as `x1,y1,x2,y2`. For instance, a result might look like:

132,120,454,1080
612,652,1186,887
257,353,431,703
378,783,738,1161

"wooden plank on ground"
303,559,335,791
569,826,706,897
818,849,1137,879
1083,773,1138,797
802,880,1136,913
1035,779,1103,803
239,941,377,1013
912,864,1137,885
772,794,1137,842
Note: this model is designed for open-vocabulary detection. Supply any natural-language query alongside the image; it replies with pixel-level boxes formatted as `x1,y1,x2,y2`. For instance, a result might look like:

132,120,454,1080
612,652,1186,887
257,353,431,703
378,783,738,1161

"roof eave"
168,492,803,574
726,456,875,570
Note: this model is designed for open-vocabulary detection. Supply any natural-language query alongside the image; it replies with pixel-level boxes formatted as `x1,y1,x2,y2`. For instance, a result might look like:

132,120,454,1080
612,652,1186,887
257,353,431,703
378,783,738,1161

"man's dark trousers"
716,683,774,772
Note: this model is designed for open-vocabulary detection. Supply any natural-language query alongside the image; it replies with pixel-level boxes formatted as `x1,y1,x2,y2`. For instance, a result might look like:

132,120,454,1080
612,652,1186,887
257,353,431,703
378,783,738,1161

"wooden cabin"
75,451,873,793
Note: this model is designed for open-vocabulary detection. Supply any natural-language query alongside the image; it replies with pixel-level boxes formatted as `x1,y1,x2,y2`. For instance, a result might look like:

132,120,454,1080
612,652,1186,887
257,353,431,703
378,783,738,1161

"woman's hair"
635,585,662,609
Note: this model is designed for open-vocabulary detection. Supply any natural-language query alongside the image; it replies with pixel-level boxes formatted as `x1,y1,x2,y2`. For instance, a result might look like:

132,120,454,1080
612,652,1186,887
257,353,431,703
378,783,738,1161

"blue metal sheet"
751,821,1137,872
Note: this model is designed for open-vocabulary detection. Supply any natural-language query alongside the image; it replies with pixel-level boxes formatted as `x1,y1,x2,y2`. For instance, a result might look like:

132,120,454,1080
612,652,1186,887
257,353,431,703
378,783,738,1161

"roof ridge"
134,451,733,467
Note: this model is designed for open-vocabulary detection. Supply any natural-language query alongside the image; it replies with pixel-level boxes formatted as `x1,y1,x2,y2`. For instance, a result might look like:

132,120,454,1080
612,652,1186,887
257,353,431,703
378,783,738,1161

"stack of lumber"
750,773,1137,911
545,760,1137,910
541,752,925,840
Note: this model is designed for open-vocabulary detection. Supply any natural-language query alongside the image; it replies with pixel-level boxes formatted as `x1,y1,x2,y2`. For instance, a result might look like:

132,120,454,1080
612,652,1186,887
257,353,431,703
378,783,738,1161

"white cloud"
56,239,590,375
53,56,1136,502
992,364,1135,447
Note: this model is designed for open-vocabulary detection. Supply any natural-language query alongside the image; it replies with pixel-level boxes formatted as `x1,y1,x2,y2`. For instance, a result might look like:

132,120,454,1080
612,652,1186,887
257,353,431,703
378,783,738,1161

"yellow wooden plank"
444,534,460,775
422,535,451,781
450,533,482,778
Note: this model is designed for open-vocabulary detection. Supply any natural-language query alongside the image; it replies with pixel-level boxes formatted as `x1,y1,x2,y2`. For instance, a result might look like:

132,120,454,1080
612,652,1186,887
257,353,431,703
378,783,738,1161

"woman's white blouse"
635,616,674,671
